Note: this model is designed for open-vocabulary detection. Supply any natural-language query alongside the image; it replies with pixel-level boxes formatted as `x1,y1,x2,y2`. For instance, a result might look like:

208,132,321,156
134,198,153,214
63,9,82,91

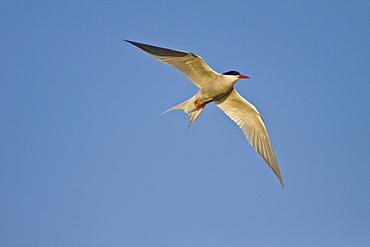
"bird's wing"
125,40,218,88
215,89,284,187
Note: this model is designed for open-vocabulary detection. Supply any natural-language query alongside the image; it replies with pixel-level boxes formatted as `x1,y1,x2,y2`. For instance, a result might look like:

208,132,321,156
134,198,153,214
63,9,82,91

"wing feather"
216,89,284,187
125,40,218,88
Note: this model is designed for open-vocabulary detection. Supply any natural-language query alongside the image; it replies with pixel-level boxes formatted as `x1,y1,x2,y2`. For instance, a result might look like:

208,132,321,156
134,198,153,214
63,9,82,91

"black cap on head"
223,70,240,76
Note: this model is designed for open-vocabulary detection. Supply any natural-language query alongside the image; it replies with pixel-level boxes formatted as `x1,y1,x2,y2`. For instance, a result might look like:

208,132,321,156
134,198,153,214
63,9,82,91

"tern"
125,40,283,187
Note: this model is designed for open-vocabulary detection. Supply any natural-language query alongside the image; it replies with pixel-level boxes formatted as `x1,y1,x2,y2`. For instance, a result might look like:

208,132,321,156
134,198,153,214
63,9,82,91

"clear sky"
1,1,369,246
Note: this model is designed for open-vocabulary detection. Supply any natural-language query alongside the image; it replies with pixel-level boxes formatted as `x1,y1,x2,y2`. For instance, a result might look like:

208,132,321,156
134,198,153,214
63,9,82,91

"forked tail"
162,96,205,129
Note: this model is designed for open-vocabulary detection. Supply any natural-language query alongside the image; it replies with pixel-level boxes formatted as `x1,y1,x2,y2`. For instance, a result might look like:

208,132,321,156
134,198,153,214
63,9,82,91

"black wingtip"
124,40,147,49
124,39,139,45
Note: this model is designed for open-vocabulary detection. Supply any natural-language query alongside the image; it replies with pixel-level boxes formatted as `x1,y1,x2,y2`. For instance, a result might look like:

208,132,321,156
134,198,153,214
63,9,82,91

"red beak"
238,75,250,79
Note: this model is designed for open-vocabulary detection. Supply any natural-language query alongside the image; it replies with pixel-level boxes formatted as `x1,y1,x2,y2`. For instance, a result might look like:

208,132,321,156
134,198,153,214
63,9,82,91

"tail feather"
161,99,190,115
162,96,205,129
187,107,204,129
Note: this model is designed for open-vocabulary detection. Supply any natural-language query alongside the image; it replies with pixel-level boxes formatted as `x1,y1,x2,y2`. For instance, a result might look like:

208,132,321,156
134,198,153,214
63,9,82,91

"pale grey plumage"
216,89,283,187
125,40,217,87
125,40,284,187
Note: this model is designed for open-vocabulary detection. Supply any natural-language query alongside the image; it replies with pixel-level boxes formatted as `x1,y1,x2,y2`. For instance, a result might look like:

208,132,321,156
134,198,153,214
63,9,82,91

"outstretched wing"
216,89,283,187
125,40,218,88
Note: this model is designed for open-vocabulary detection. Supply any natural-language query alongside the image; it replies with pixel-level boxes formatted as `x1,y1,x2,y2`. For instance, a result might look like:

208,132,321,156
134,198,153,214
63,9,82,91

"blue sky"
1,1,369,246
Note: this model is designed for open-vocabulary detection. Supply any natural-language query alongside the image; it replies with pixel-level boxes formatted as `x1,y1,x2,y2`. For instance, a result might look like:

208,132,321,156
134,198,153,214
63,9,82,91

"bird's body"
125,40,284,187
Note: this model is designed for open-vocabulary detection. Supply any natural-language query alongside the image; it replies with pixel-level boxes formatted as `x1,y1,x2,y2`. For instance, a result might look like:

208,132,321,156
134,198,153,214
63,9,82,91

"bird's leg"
193,99,204,107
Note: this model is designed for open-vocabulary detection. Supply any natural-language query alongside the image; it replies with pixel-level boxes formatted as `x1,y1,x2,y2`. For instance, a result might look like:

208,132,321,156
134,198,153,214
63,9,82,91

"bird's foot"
194,99,204,107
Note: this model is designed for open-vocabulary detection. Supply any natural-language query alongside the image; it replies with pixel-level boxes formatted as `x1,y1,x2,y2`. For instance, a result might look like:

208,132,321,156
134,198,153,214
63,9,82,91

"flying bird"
125,40,283,187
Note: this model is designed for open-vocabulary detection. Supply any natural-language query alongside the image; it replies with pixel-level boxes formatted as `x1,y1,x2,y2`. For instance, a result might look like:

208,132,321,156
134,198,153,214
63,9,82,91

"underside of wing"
216,89,284,187
125,40,218,88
